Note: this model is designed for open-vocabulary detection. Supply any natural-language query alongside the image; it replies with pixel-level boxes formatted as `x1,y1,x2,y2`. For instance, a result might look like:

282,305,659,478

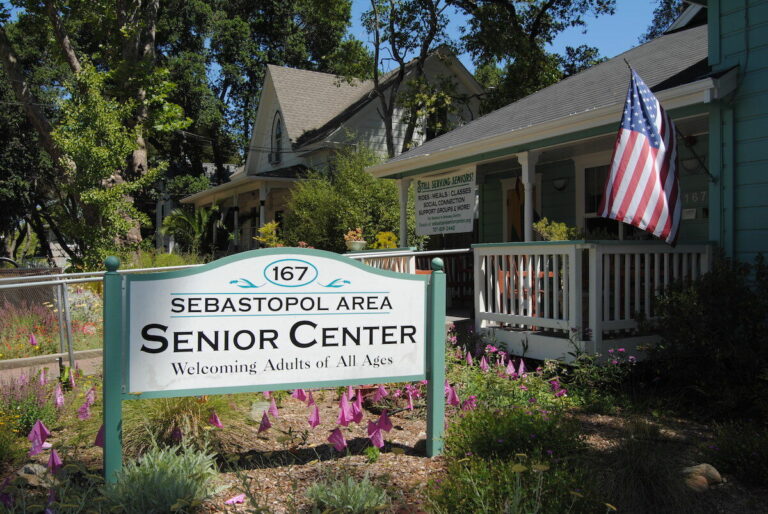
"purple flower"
47,449,62,474
466,353,474,366
268,398,279,418
29,333,37,346
258,411,271,433
373,385,389,402
368,424,384,448
461,395,477,411
446,384,460,406
347,385,355,400
608,349,614,354
77,401,91,420
291,389,307,402
549,379,561,392
554,389,567,398
171,427,183,442
628,355,637,363
528,397,537,404
224,494,245,505
208,411,223,429
611,359,619,365
85,387,97,407
479,356,490,372
485,344,498,353
406,390,414,411
53,384,64,409
28,420,51,456
262,390,271,399
517,359,526,375
95,425,105,448
306,391,316,406
308,405,321,428
505,360,516,376
328,428,347,452
618,348,625,352
337,393,353,426
39,369,46,386
519,384,528,391
377,410,393,432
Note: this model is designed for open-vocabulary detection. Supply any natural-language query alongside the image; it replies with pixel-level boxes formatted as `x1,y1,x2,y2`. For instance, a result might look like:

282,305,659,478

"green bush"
703,421,768,486
122,396,230,455
427,456,596,514
642,254,768,419
103,444,221,513
532,217,584,241
283,146,426,252
306,473,390,513
444,407,583,461
0,409,24,467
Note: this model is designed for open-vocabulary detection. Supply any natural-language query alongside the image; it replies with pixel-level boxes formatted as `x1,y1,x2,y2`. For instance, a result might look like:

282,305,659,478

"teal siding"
678,136,710,242
710,0,768,260
539,160,576,227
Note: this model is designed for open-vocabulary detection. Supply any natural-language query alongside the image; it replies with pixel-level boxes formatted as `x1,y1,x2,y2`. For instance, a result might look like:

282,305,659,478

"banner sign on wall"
101,248,446,482
415,168,476,235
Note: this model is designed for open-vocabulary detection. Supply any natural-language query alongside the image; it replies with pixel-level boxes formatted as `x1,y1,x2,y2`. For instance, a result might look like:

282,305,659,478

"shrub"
103,444,221,513
533,217,583,241
427,456,596,514
306,473,390,514
0,405,24,467
444,407,583,461
643,254,768,419
122,396,230,455
0,372,56,434
0,302,59,360
702,420,768,486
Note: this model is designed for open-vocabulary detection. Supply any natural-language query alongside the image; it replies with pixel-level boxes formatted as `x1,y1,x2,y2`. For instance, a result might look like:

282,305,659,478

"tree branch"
44,0,82,74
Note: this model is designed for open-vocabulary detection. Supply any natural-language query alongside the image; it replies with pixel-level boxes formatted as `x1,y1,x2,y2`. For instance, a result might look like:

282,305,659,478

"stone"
684,474,709,492
683,463,722,485
16,463,58,488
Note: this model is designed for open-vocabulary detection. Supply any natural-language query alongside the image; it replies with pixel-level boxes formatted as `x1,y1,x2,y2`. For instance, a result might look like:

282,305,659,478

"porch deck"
348,241,714,362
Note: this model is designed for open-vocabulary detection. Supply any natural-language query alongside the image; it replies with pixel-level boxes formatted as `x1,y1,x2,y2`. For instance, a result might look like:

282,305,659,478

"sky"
349,0,659,73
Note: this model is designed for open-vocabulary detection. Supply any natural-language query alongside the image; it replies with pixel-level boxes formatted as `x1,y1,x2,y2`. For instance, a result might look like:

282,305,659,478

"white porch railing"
345,249,417,273
473,241,714,348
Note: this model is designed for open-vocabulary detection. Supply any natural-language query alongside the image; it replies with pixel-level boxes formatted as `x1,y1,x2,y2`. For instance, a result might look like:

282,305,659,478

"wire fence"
0,264,199,369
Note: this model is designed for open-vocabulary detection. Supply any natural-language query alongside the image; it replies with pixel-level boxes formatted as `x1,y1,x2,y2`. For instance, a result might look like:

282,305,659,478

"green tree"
283,146,423,253
450,0,615,111
363,0,453,157
160,204,220,255
640,0,686,43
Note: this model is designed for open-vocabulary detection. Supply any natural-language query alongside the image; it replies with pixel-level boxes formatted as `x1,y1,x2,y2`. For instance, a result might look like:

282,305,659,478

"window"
270,112,282,164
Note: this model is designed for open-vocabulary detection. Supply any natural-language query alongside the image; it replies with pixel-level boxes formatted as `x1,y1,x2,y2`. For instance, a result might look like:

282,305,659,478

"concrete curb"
0,349,103,371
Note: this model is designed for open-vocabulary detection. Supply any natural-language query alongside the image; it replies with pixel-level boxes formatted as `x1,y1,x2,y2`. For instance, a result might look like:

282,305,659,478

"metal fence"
0,264,200,369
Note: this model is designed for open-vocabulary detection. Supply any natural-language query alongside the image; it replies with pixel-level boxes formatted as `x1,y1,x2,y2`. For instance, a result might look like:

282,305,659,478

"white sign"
126,252,426,393
415,169,476,235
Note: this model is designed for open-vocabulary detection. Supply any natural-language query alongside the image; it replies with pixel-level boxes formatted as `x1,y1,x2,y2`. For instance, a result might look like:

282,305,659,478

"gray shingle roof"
385,24,708,166
268,65,373,143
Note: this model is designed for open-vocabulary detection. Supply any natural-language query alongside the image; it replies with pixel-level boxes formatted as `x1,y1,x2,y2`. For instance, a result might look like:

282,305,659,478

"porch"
348,240,713,362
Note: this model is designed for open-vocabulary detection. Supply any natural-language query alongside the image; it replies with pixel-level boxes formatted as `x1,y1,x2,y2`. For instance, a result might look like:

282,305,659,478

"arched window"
270,112,283,164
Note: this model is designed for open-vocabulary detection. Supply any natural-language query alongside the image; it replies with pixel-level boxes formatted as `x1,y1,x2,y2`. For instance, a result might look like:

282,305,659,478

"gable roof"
268,65,373,143
375,23,708,172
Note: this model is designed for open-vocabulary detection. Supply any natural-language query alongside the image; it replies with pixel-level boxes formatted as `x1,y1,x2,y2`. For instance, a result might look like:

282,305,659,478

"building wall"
709,0,768,260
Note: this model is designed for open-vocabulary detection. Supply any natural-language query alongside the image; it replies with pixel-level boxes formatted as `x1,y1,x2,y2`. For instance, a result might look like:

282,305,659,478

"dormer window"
270,112,283,164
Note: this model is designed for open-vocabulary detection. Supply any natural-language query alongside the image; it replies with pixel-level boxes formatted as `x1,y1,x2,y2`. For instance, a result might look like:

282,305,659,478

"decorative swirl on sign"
319,278,351,288
229,278,265,289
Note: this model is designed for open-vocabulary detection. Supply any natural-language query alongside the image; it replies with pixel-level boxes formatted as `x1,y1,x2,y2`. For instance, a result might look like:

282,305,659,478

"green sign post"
101,248,445,482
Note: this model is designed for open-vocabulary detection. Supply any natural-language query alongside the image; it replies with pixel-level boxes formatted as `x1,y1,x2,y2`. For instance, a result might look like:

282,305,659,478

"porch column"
232,194,239,252
398,178,412,247
518,151,539,241
259,185,269,228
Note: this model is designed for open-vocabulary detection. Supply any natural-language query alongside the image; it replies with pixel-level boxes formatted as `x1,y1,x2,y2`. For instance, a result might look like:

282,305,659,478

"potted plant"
344,227,366,251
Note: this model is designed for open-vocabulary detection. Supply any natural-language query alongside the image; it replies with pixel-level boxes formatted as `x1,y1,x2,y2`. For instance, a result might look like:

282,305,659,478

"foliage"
305,472,390,514
283,146,424,252
160,204,221,256
103,443,221,514
0,301,59,360
427,455,596,514
640,0,686,43
1,461,105,513
0,404,24,467
122,395,231,455
121,248,206,269
703,421,768,487
0,372,56,434
254,221,284,248
444,407,583,461
533,217,584,241
372,231,398,249
452,0,615,111
642,254,768,419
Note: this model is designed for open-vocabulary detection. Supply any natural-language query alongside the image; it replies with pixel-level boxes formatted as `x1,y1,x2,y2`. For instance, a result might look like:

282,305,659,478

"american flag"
599,69,680,244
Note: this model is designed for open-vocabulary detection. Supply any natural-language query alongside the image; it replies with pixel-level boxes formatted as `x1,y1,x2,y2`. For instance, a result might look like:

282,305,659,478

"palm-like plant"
160,205,220,255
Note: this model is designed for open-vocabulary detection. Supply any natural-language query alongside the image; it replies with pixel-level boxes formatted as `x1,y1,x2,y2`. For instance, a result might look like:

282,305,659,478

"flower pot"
345,240,366,251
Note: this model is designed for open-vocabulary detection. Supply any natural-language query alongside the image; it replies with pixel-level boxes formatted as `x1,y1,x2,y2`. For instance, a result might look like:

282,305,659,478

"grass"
306,470,390,513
